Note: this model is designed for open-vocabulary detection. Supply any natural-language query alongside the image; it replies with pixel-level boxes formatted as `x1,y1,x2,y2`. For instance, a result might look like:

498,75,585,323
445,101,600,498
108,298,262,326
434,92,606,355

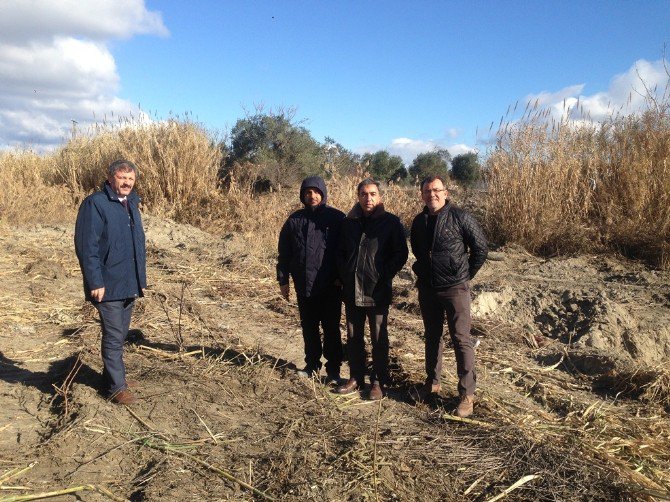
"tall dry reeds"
54,119,223,223
0,119,223,226
0,150,74,225
485,89,670,268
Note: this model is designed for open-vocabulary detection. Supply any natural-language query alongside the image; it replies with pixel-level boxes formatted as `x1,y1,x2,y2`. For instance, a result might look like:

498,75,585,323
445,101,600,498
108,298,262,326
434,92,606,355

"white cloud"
0,0,167,148
355,137,477,166
526,59,669,124
0,0,168,43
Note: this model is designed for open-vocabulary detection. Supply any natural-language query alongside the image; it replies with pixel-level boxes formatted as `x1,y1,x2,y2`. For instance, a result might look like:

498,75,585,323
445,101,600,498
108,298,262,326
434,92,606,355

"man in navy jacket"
277,176,345,383
75,159,147,405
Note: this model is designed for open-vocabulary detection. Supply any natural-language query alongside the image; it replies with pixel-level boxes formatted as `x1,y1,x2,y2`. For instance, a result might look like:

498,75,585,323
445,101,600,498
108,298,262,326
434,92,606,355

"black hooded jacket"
277,176,345,298
337,203,408,307
410,202,488,289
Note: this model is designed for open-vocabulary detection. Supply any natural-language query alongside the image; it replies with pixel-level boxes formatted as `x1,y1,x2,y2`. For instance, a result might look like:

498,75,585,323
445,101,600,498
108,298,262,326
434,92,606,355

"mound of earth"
0,218,668,500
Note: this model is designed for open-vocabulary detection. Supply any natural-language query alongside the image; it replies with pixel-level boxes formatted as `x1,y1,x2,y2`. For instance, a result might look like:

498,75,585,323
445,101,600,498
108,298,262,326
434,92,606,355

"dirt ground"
0,216,669,501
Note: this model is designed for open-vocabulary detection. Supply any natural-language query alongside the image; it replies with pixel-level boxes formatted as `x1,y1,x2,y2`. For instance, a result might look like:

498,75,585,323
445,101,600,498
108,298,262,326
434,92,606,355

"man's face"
108,168,136,197
421,179,448,214
358,184,381,215
303,187,322,207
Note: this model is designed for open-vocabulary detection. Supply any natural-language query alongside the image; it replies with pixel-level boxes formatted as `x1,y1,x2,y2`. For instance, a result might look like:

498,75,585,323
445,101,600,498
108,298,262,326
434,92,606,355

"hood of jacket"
300,176,327,206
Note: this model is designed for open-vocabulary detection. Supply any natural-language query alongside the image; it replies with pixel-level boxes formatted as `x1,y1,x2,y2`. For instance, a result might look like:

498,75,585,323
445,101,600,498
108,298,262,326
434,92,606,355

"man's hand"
279,283,290,300
90,287,105,302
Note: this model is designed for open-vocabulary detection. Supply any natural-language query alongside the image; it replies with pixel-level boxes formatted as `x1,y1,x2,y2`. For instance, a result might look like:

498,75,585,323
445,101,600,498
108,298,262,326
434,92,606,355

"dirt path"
0,219,668,500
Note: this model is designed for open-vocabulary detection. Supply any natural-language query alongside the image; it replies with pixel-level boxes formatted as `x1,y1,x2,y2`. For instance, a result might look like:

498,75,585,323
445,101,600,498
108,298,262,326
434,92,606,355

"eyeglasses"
422,189,445,195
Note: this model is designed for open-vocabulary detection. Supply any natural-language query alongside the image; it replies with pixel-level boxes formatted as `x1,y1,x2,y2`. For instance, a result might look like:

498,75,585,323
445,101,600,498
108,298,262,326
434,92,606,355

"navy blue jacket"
337,203,408,307
277,177,345,298
74,182,147,302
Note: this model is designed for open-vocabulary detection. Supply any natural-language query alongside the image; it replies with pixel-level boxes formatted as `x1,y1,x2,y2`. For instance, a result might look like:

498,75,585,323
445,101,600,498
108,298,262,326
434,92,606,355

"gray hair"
108,159,138,177
357,178,382,195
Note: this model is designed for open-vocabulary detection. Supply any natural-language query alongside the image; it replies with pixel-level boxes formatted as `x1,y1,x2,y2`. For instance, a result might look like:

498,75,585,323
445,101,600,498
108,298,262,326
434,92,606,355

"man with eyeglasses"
410,175,487,417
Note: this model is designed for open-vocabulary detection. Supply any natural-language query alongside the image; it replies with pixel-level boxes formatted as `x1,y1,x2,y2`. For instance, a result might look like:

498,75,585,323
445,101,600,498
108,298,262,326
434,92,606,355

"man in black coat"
277,176,345,383
335,179,408,400
410,175,488,417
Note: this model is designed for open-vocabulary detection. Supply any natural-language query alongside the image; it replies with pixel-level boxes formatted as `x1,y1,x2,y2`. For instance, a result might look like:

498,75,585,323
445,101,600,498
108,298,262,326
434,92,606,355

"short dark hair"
108,159,138,178
420,175,447,191
357,178,382,195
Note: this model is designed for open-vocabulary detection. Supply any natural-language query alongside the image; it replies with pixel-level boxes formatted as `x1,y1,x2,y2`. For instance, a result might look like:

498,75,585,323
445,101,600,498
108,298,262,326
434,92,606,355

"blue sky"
1,1,669,164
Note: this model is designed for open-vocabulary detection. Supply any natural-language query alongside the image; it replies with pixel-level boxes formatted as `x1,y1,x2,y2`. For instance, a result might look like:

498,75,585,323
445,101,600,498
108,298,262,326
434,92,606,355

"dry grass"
2,213,668,500
0,119,222,226
0,150,74,225
54,119,223,224
485,84,670,268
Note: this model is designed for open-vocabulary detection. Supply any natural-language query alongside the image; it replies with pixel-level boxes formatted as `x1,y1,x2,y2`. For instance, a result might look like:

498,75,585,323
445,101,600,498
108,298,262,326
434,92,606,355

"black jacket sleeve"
386,217,409,279
461,212,488,279
276,219,292,285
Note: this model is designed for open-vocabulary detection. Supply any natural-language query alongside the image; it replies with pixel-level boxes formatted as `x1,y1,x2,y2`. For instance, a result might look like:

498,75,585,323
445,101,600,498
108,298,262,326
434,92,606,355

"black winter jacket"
337,204,408,307
277,177,345,298
410,202,488,289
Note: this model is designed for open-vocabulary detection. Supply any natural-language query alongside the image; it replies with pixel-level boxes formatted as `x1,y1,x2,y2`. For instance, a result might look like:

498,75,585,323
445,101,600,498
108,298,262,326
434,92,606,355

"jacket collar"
102,181,140,205
422,201,451,217
347,202,386,219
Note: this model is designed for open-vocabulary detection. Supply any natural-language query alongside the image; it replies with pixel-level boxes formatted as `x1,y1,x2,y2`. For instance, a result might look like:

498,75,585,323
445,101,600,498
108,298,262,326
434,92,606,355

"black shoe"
296,366,319,378
325,373,345,386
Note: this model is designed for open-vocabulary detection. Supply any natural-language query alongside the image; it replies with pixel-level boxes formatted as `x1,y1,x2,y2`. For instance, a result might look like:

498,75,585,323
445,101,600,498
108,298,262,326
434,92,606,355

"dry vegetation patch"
1,219,668,500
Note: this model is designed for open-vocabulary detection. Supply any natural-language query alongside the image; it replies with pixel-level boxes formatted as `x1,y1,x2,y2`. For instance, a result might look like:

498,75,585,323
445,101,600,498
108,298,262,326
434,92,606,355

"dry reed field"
0,98,669,500
485,90,670,268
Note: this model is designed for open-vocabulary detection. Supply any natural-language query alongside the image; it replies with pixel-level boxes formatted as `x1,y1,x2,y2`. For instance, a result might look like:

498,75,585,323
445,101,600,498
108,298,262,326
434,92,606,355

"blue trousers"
95,299,135,395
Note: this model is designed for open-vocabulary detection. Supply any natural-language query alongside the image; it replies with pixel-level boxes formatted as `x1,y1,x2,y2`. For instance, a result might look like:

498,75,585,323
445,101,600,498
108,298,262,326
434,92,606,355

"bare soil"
0,217,668,501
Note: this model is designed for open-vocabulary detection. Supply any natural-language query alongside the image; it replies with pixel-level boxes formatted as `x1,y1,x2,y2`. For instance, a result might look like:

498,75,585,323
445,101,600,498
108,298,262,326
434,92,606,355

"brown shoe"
411,382,441,402
125,379,139,389
110,389,137,405
454,394,475,418
334,378,360,395
368,382,384,401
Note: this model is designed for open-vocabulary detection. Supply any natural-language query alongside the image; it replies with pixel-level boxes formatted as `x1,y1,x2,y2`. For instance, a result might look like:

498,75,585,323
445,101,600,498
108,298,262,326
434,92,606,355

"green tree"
389,166,408,184
226,109,322,189
450,152,482,187
360,150,405,182
408,149,451,183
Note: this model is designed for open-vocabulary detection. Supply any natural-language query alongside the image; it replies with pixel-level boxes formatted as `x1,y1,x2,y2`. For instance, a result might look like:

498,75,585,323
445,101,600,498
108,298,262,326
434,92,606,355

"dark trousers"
418,282,476,396
95,299,135,395
296,288,343,375
344,303,390,385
